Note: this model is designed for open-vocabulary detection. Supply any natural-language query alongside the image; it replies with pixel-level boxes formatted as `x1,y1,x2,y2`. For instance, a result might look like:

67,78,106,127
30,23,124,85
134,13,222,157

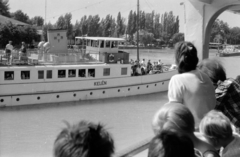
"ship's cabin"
75,37,129,64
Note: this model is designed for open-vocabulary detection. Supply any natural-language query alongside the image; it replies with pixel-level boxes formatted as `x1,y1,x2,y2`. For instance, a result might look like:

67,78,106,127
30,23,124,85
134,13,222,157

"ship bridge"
183,0,240,59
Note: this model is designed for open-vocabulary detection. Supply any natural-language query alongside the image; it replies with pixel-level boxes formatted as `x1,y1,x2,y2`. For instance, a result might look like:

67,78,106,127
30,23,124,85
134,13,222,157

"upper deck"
75,36,125,54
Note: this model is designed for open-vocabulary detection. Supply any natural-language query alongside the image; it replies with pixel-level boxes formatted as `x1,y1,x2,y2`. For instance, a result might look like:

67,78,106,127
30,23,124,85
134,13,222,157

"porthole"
146,85,149,88
57,95,59,98
103,91,105,94
0,99,4,102
16,98,20,101
118,89,120,92
73,94,76,97
37,97,40,100
128,88,130,91
90,92,93,95
138,87,140,89
155,84,157,86
162,82,164,85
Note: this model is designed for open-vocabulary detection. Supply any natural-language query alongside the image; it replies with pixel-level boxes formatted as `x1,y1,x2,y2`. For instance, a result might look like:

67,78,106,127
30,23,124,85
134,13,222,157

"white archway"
184,0,240,60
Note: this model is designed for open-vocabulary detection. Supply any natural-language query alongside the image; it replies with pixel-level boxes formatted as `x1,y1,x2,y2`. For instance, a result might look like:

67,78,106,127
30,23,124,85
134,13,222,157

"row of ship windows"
4,68,128,80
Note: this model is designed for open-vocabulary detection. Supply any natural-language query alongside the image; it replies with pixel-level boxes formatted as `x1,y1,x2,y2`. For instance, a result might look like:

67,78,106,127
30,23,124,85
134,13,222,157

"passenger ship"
0,29,176,107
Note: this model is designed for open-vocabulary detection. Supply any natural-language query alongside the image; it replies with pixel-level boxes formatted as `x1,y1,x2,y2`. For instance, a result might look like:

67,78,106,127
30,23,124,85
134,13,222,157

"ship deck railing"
114,137,151,157
0,49,103,66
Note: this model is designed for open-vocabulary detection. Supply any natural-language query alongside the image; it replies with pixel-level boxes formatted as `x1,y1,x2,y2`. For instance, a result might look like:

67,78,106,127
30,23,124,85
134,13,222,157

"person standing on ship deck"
20,42,27,57
38,40,45,60
5,41,13,64
168,41,216,128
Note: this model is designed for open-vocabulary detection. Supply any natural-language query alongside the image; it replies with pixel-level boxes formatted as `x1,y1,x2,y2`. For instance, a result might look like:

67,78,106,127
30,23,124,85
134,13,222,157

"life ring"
108,54,115,62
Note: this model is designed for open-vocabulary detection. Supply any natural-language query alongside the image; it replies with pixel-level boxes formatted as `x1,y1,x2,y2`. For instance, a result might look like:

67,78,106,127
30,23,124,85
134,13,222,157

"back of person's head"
198,59,226,84
54,120,114,157
148,130,195,157
152,103,195,135
175,41,199,73
199,110,233,141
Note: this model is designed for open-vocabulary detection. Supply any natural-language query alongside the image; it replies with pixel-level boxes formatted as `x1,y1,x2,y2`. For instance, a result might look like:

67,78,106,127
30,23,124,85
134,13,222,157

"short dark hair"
54,120,114,157
148,130,195,157
175,41,199,73
198,59,226,84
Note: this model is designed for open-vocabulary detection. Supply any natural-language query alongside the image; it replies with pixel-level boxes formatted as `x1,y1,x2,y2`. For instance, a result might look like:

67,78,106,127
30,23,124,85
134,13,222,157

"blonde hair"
152,103,195,135
199,110,232,140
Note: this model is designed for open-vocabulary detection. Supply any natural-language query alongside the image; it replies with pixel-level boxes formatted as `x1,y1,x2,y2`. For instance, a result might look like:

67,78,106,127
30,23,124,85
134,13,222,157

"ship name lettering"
94,81,107,86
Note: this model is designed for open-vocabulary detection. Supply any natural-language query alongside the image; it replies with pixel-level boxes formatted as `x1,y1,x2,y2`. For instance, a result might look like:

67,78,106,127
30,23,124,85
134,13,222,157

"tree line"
1,0,240,48
43,10,180,46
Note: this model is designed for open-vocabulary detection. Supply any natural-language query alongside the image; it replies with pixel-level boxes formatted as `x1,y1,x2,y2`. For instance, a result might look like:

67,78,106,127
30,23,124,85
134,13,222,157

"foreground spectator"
168,41,216,127
198,58,240,131
54,120,114,157
152,103,219,157
200,110,240,157
148,130,196,157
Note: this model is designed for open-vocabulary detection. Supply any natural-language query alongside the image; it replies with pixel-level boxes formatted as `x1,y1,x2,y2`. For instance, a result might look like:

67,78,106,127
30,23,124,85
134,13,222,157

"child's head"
54,120,114,157
175,41,199,73
199,110,233,149
148,130,195,157
152,102,195,135
198,59,226,85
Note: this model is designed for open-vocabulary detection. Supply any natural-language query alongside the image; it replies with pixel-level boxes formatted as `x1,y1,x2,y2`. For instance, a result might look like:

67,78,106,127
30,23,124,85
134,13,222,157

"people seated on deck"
168,41,216,127
157,59,162,65
54,120,114,157
141,59,146,67
147,60,153,74
136,65,142,76
130,59,134,65
200,110,240,157
152,103,220,157
198,59,240,133
148,130,197,157
5,41,13,64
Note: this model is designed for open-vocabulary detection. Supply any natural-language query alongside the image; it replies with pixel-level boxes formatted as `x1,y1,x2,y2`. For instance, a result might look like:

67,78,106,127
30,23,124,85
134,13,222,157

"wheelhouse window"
88,69,95,77
121,67,127,75
111,41,118,48
38,70,44,79
92,40,98,47
5,71,14,80
103,68,110,76
58,70,66,78
21,71,30,80
47,70,52,79
106,41,110,48
68,69,76,78
100,41,105,48
79,69,86,77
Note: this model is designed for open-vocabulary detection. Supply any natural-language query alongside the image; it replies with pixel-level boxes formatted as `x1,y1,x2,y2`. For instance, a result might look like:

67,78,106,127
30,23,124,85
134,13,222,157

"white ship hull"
0,70,176,107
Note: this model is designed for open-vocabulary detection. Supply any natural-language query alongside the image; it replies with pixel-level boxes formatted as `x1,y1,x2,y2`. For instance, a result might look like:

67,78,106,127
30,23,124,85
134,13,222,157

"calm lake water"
0,49,239,157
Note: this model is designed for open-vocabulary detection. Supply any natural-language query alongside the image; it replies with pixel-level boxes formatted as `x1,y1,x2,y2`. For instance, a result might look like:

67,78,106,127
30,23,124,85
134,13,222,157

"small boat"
219,45,240,57
0,29,176,107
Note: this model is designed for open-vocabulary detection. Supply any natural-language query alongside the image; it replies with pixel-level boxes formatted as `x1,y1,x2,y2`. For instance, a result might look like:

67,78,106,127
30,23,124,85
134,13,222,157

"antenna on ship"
45,0,47,25
137,0,140,62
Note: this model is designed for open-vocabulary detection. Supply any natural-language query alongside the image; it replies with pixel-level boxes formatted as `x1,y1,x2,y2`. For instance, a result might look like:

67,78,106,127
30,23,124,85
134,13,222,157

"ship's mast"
45,0,47,25
137,0,140,61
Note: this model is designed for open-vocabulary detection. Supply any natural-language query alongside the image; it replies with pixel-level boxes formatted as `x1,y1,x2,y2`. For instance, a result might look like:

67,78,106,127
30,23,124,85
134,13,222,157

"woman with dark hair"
198,59,226,87
198,58,240,132
168,41,216,127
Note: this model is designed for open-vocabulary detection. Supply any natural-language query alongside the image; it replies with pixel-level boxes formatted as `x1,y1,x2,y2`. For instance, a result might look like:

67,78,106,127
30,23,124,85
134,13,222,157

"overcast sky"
8,0,240,32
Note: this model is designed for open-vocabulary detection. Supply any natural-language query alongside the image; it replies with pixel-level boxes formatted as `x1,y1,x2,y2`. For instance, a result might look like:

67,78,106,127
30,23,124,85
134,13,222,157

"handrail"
114,137,152,157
